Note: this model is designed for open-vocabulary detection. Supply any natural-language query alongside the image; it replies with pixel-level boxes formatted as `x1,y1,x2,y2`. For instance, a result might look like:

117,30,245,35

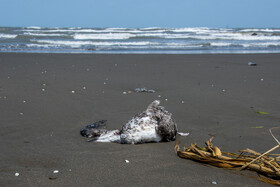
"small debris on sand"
248,62,257,66
134,88,155,93
122,91,132,94
53,170,59,174
177,132,189,136
49,177,57,180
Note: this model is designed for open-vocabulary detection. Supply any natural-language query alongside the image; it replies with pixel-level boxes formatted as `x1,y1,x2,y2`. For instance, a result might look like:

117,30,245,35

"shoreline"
1,53,279,186
1,51,280,55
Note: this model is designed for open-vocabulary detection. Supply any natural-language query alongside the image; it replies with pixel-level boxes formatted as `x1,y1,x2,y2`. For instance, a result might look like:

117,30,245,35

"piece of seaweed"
175,128,280,185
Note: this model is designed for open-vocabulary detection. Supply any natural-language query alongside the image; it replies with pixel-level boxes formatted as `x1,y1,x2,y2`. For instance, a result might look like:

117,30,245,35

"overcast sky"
1,0,280,28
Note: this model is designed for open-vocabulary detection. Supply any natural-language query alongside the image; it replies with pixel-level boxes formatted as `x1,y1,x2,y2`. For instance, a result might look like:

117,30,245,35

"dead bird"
80,100,180,144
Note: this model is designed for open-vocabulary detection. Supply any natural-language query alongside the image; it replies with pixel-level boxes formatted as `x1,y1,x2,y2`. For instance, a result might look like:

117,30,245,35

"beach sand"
0,53,280,186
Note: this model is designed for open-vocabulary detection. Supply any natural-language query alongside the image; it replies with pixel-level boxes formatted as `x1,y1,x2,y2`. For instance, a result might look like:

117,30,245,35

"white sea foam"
26,26,41,29
34,40,94,47
74,33,133,40
22,28,168,34
190,32,280,41
148,45,203,49
23,29,90,33
172,27,213,33
134,33,184,38
34,39,154,47
0,33,17,39
23,32,66,37
26,44,59,48
23,28,132,33
23,29,74,33
210,42,232,47
242,42,280,48
240,28,280,33
229,34,280,41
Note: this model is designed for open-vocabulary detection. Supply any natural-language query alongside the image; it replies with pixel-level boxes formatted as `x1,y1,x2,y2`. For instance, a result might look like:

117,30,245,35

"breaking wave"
1,26,280,53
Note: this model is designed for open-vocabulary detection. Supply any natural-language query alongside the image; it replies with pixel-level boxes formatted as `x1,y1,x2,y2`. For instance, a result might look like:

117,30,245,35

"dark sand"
0,53,280,186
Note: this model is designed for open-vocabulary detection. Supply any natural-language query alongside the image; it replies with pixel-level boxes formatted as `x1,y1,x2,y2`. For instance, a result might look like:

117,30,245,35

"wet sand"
0,53,280,186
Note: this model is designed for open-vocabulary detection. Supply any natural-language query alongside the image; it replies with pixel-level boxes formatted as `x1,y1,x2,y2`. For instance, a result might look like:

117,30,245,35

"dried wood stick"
270,127,280,145
241,144,280,170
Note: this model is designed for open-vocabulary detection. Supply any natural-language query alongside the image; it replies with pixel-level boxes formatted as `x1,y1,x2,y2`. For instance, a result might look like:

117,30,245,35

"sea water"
0,26,280,54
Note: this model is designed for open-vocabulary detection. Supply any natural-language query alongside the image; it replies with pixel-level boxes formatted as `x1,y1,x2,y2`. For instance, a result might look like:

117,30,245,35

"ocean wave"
73,32,201,40
172,27,214,33
74,33,133,40
231,34,280,41
210,42,232,47
189,33,280,41
26,44,59,48
23,32,67,37
26,26,42,29
22,29,75,33
0,33,17,39
242,42,280,48
240,28,280,33
34,39,154,47
133,33,179,39
22,28,169,34
2,26,280,54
